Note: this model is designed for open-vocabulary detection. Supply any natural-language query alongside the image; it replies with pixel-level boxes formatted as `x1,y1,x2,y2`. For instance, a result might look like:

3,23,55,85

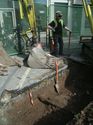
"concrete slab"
0,64,68,96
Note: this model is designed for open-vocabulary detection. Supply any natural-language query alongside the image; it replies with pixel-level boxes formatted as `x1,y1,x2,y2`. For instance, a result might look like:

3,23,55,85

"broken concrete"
0,45,15,66
27,43,64,69
0,44,68,104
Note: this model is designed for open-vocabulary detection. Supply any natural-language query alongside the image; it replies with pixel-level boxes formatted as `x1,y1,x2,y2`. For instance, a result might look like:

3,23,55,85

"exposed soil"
0,59,93,125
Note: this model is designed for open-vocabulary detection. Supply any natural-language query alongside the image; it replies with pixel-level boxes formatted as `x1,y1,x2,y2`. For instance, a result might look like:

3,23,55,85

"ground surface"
0,59,93,125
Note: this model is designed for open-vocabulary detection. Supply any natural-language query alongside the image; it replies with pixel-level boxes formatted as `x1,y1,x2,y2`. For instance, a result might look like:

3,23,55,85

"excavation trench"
0,59,93,125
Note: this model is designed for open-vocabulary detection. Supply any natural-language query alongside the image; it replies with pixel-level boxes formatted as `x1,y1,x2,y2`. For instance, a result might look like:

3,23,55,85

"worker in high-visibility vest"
48,11,71,57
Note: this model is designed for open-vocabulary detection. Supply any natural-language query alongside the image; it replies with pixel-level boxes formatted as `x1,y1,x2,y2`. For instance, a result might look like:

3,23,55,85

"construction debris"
0,63,8,76
12,57,23,67
27,43,64,69
0,44,16,66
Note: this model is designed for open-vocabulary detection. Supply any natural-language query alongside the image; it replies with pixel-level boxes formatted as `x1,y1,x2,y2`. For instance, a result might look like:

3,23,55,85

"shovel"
54,60,59,94
68,31,72,49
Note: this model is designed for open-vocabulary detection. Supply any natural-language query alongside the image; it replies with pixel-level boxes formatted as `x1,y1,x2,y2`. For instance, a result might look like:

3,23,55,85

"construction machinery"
0,0,37,54
14,0,37,53
18,0,36,35
82,0,93,34
80,0,93,64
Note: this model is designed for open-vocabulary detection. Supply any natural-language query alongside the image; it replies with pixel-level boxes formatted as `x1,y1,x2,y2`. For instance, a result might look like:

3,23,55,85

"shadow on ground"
33,60,93,125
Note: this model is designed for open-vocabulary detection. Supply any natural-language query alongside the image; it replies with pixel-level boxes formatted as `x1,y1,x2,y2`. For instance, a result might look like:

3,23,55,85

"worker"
48,11,71,57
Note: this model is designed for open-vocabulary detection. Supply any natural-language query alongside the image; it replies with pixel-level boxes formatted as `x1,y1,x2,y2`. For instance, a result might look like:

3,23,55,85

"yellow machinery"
80,0,93,64
16,0,37,52
82,0,93,34
18,0,37,36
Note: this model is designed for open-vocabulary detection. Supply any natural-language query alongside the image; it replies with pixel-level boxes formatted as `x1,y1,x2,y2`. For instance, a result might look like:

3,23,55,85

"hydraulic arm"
18,0,37,36
82,0,93,34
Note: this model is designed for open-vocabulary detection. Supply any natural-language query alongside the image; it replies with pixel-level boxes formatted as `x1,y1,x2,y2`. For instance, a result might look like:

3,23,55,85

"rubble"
0,45,16,66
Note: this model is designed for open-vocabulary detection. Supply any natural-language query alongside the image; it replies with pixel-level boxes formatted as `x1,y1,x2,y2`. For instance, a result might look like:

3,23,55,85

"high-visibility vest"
54,19,64,28
49,19,64,37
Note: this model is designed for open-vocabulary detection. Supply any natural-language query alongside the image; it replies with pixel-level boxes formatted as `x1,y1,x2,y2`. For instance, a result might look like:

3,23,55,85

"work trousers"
53,35,63,56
